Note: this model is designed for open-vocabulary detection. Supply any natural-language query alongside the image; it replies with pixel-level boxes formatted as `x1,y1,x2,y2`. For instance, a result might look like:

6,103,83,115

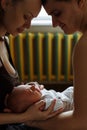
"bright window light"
31,6,52,26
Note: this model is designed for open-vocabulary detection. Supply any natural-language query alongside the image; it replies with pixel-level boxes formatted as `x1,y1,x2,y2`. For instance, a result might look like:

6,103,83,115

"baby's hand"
26,82,44,92
39,84,44,90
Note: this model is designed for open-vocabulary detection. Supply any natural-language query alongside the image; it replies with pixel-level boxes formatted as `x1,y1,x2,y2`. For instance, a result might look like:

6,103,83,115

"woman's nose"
23,21,31,29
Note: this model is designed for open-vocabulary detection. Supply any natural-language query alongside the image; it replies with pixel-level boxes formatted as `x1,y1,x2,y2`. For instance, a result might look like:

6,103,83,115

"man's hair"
41,0,47,5
41,0,72,5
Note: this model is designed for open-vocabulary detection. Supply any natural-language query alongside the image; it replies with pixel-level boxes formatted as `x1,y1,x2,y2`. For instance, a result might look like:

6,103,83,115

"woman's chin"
10,31,19,36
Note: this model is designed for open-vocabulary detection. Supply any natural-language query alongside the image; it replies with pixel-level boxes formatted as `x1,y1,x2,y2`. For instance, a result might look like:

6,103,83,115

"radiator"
9,32,81,82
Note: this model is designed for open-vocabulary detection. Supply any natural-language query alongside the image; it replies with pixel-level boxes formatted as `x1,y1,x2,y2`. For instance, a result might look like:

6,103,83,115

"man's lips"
59,23,65,29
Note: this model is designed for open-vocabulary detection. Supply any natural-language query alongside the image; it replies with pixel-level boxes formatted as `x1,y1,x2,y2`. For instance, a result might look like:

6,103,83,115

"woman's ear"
1,0,7,10
1,0,11,11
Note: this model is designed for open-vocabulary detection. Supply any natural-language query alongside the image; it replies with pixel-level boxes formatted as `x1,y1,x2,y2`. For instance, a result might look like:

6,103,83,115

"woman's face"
2,0,41,35
43,0,83,34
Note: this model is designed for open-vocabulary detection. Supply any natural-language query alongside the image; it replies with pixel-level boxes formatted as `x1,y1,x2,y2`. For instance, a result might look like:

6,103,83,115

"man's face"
43,0,83,34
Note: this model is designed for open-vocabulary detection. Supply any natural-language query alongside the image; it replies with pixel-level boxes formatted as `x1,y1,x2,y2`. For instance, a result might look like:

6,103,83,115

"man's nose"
52,16,58,27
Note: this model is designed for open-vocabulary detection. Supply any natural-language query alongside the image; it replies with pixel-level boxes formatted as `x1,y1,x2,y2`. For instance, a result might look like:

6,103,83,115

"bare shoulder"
73,32,87,117
73,32,87,66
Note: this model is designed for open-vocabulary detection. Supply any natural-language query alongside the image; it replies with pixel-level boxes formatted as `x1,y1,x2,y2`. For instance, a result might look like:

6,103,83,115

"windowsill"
31,17,52,26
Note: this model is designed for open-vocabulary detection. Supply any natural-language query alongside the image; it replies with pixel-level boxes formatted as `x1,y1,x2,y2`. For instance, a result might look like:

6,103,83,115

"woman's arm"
25,111,74,130
0,99,60,125
0,112,25,124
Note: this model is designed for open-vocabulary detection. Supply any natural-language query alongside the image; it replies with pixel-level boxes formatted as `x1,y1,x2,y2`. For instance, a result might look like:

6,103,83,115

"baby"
5,82,74,113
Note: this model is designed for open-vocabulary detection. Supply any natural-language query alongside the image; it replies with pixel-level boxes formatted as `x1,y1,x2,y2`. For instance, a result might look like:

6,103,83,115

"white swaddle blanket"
41,86,74,111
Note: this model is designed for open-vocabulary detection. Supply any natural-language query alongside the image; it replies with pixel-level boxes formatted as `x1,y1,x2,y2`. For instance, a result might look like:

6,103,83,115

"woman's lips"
17,27,25,33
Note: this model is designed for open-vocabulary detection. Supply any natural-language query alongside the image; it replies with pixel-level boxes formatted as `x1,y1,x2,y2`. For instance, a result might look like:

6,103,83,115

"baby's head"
6,84,42,113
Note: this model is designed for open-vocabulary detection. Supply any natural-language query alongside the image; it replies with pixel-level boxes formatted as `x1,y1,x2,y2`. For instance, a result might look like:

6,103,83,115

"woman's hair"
0,2,4,24
41,0,47,5
0,0,24,24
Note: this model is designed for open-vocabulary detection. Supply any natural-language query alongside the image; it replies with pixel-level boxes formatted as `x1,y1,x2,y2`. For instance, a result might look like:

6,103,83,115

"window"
31,7,52,26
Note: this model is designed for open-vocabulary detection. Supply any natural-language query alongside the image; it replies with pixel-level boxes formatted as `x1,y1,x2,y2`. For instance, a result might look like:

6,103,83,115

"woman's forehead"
26,0,42,17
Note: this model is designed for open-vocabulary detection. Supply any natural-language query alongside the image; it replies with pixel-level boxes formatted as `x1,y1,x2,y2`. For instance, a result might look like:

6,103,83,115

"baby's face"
24,84,42,105
5,84,42,113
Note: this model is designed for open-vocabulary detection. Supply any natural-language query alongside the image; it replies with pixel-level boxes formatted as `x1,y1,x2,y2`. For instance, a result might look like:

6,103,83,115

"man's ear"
78,0,86,8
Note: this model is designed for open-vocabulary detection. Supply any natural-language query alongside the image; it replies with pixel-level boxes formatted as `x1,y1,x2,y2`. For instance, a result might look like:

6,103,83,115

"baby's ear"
3,108,12,113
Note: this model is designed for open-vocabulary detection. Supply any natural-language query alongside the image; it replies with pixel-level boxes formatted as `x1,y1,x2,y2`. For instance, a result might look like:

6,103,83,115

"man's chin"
64,28,78,34
64,30,77,35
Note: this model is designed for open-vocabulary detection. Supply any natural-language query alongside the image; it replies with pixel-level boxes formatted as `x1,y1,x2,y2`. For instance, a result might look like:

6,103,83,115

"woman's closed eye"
24,12,33,22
